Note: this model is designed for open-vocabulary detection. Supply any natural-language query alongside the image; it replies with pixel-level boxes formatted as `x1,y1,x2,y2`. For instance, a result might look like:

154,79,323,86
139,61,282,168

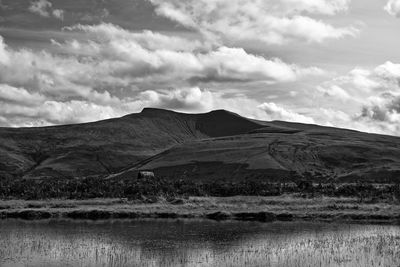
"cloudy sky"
0,0,400,135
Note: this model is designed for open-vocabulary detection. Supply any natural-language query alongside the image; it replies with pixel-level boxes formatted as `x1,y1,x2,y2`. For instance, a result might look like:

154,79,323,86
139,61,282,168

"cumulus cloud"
28,0,64,20
0,23,325,127
139,87,215,112
0,79,319,127
52,9,64,20
0,33,125,120
137,87,269,118
137,87,322,124
271,0,351,15
385,0,400,17
64,24,206,52
0,39,119,106
320,61,400,98
0,86,264,127
314,61,400,135
59,23,323,85
258,102,316,124
316,84,351,101
356,92,400,134
148,0,358,45
0,84,45,106
29,0,51,17
0,100,121,127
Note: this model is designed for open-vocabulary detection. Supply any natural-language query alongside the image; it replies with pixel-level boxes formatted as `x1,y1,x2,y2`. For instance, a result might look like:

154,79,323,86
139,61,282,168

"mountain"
0,108,261,179
1,108,400,183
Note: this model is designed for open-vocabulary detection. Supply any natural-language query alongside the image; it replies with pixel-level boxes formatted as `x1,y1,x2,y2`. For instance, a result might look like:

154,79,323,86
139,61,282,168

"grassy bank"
1,195,399,224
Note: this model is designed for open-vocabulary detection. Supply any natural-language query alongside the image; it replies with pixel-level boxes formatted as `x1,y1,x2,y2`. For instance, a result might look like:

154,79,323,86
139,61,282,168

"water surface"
0,219,399,267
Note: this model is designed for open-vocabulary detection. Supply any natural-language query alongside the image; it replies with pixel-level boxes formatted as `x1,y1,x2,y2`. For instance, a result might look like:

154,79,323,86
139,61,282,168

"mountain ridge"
0,108,400,183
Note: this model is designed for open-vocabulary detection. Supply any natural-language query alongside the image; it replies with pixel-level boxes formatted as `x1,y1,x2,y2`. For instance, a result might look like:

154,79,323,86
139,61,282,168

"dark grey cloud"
0,0,182,31
361,93,400,122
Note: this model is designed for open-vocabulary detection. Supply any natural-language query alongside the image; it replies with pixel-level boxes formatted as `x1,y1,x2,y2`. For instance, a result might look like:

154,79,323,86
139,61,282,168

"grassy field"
1,195,399,224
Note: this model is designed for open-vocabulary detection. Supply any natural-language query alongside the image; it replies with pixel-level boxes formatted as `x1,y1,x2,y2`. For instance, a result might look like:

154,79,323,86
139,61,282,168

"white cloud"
64,24,206,52
0,100,121,127
60,23,323,84
314,61,400,135
316,84,351,100
0,84,118,126
374,61,400,79
0,36,9,64
130,84,399,135
28,0,64,20
1,23,322,126
149,0,358,45
258,102,316,124
139,87,214,111
29,0,51,17
0,44,119,105
137,87,269,119
0,84,45,106
321,61,400,98
37,100,119,124
0,22,323,127
0,86,266,126
385,0,400,17
313,61,400,118
272,0,351,15
52,9,64,20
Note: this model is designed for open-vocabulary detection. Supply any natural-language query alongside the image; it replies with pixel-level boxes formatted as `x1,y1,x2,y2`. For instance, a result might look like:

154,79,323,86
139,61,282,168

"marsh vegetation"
1,175,399,203
0,219,399,267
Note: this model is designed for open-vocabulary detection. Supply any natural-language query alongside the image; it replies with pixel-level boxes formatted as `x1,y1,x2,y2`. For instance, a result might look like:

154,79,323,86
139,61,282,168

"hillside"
1,108,400,183
0,108,262,179
118,129,400,183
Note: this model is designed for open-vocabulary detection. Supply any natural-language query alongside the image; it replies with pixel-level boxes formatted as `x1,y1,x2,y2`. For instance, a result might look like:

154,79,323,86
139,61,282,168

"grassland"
1,195,399,224
1,175,399,224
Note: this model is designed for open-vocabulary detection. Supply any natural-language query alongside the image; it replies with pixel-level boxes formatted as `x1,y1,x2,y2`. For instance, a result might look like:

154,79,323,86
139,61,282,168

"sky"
0,0,400,135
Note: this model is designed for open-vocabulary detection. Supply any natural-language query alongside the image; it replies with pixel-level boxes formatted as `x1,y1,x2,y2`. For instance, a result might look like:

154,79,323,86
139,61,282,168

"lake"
0,219,399,267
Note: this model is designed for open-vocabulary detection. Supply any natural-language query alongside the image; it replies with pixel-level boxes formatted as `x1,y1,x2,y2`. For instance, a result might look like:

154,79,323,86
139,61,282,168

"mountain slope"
113,119,400,183
0,108,264,179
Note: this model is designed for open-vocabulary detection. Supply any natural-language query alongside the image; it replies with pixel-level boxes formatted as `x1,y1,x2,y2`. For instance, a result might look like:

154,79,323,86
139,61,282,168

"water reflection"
0,219,399,267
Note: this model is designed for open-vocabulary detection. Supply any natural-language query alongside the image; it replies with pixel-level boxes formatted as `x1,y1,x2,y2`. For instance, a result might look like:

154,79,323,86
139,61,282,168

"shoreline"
1,196,399,224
